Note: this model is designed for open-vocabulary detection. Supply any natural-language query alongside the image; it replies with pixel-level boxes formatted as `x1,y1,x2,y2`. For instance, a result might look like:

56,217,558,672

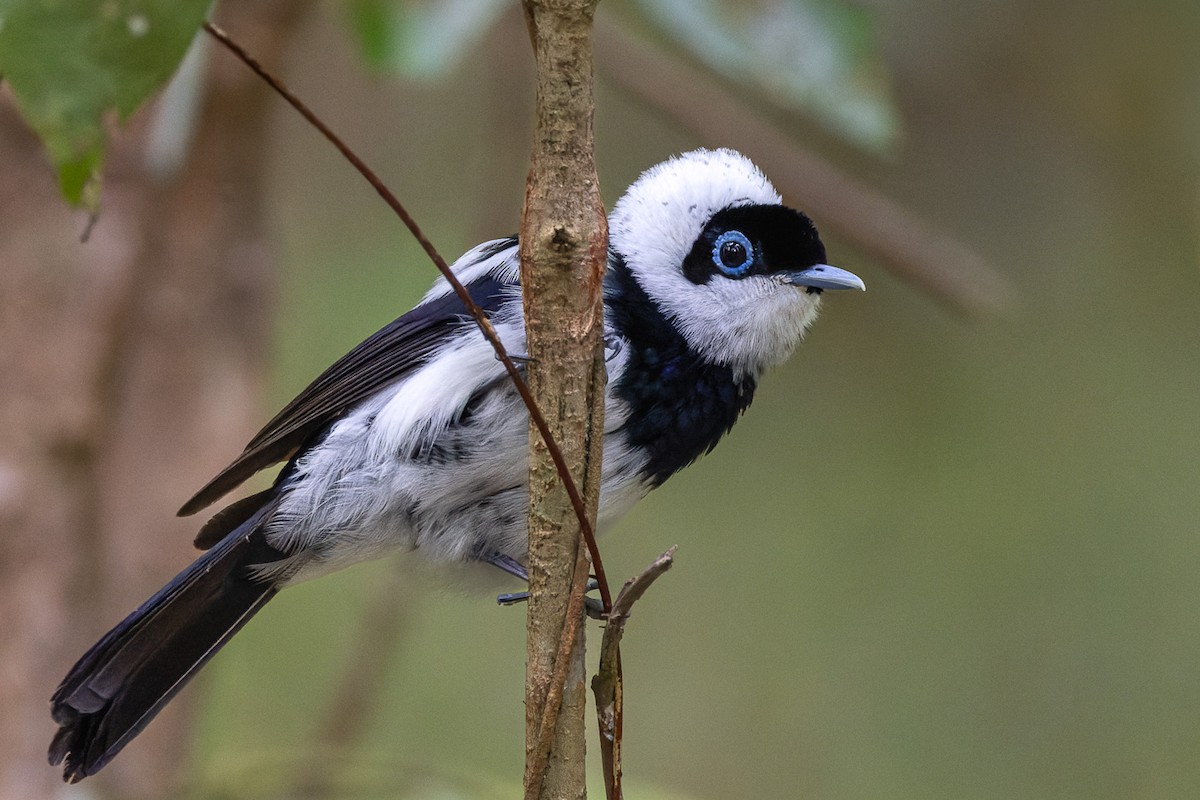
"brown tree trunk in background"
0,3,306,798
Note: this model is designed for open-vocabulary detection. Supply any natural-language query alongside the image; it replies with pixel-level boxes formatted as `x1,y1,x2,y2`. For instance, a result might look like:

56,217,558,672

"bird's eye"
712,230,754,277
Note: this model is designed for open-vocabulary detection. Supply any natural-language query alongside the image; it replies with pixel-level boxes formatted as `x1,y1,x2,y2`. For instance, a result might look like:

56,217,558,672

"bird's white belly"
262,346,648,585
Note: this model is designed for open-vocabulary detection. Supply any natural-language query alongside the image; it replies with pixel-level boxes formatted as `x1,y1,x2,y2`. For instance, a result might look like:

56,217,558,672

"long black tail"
48,515,285,783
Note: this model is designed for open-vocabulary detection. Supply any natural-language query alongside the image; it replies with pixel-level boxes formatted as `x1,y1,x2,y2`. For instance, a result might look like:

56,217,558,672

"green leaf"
634,0,901,152
347,0,508,79
0,0,210,206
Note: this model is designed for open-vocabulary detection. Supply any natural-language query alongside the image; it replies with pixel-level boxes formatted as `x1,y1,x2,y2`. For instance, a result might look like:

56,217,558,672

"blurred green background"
178,2,1200,798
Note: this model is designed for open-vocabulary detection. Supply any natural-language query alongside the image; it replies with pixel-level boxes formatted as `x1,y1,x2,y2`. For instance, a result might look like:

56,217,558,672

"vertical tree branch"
519,1,607,799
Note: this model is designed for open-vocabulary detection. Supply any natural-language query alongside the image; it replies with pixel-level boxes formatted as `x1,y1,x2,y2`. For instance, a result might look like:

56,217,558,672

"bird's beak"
783,264,866,292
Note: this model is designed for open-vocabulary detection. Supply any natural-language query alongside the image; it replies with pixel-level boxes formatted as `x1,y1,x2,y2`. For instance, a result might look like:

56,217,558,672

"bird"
47,147,864,782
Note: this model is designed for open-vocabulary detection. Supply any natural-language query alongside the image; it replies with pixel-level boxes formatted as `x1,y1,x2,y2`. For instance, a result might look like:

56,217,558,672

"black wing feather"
179,270,516,516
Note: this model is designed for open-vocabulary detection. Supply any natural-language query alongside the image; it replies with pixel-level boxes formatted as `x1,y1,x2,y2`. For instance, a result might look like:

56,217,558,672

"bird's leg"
486,552,604,618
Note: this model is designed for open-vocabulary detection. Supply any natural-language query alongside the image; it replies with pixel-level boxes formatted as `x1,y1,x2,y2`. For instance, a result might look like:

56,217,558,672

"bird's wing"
180,241,520,516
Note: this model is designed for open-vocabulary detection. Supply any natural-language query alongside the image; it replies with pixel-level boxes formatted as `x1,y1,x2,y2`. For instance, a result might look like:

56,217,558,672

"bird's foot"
497,579,605,620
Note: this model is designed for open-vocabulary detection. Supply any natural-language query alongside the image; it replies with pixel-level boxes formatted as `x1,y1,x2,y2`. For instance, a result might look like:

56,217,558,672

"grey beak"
784,264,866,291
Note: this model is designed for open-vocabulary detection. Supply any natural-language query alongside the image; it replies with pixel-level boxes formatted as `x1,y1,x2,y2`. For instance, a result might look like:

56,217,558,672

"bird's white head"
609,148,863,379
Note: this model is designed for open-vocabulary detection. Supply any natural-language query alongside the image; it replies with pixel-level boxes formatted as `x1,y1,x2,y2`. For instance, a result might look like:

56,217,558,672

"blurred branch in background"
594,16,1011,317
619,0,903,153
0,2,307,798
293,564,418,797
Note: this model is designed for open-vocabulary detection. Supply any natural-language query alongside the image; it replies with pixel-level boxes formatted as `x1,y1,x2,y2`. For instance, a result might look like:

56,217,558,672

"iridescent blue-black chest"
606,256,757,486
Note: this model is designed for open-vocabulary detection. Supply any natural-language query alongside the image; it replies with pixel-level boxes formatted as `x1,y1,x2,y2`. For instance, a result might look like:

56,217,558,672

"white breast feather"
368,318,521,460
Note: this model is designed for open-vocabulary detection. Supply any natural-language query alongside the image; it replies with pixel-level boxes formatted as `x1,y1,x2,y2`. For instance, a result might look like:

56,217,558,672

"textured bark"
0,3,304,798
519,1,607,798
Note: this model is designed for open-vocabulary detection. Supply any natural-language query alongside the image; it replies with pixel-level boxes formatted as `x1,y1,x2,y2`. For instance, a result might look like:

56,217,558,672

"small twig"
592,547,678,800
201,20,612,612
79,209,100,243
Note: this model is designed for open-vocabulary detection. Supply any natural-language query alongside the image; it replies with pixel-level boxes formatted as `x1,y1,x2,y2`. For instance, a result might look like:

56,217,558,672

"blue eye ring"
712,230,754,276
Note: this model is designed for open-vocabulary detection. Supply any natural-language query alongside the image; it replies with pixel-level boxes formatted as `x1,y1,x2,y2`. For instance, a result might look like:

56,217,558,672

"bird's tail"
48,512,286,783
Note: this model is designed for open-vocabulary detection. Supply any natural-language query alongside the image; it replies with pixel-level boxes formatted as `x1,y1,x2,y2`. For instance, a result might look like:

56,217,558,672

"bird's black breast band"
605,254,757,485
